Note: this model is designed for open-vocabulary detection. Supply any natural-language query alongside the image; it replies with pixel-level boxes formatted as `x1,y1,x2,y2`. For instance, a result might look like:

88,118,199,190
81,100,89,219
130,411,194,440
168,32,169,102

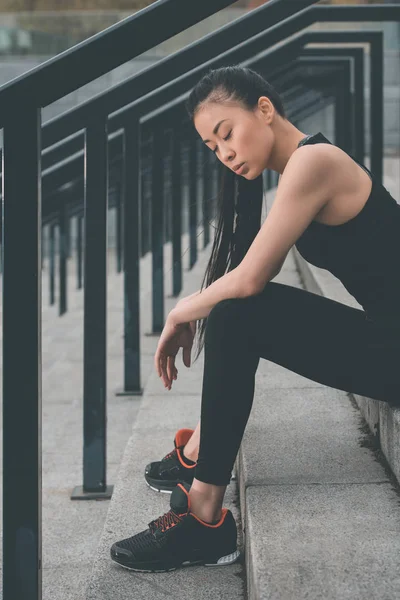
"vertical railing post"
164,133,172,245
353,48,365,163
370,32,383,184
116,119,143,396
115,180,123,274
142,139,152,258
59,198,68,316
2,104,42,600
71,116,113,500
188,131,198,269
150,127,165,334
49,222,56,305
140,155,147,258
77,214,83,290
65,208,71,259
202,143,211,249
141,148,152,258
331,62,352,155
342,63,352,156
334,70,346,151
172,122,183,297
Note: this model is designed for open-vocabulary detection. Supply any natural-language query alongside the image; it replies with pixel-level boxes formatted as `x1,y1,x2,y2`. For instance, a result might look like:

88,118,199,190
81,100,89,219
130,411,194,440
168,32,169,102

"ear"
257,96,274,124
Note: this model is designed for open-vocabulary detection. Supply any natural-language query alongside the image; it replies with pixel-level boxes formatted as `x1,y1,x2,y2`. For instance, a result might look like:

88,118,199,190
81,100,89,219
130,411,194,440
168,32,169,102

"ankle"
188,484,224,523
189,498,222,524
183,445,198,463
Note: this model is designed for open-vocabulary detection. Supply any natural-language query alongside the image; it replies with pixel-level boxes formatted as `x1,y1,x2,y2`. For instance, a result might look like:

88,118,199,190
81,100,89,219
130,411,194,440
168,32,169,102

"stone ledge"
236,239,400,599
293,246,400,486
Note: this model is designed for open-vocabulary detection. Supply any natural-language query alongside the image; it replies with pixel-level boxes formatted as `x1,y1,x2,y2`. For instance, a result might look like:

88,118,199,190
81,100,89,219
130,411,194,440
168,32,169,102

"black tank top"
294,132,400,328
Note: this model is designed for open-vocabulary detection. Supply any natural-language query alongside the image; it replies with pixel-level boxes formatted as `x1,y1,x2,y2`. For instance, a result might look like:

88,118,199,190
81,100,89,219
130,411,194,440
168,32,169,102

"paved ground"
0,231,207,599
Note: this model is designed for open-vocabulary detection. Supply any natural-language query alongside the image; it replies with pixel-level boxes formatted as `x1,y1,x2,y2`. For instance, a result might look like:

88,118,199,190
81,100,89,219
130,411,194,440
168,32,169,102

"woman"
110,66,400,572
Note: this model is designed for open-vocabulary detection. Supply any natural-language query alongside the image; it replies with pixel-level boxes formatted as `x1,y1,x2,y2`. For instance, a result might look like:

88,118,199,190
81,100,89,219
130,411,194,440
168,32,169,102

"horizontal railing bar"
8,31,372,222
2,24,381,186
40,29,380,197
0,0,240,118
38,3,399,148
41,70,345,217
40,1,318,145
315,4,400,21
0,29,383,218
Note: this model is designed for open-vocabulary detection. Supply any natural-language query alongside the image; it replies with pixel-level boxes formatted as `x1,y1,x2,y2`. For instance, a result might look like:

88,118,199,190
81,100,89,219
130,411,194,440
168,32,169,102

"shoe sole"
111,549,241,572
145,474,237,494
145,479,174,494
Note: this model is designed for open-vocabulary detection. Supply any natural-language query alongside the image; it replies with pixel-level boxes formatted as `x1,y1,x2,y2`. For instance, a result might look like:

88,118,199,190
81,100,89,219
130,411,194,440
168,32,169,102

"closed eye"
212,130,232,154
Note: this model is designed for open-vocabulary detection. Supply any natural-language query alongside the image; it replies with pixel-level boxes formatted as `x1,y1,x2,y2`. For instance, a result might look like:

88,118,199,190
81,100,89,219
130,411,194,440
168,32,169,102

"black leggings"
195,281,400,486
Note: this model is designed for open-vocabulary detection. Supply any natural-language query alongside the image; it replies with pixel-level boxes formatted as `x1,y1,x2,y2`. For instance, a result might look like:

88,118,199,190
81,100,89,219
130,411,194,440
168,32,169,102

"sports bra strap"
298,132,373,181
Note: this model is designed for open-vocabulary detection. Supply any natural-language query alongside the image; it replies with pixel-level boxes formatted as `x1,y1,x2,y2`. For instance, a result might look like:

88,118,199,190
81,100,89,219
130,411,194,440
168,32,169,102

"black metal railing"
1,1,399,598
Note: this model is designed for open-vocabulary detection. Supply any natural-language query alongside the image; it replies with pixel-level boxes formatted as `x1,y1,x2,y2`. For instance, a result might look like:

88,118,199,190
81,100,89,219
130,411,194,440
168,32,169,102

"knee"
204,298,246,346
207,298,243,324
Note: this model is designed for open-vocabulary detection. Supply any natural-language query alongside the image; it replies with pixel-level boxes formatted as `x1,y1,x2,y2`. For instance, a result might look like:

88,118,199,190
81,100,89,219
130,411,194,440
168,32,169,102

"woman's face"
193,98,274,179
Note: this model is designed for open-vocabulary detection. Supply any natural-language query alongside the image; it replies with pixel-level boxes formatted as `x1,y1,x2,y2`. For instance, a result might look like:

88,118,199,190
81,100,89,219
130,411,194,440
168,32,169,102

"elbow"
235,265,279,298
240,278,264,297
241,271,280,297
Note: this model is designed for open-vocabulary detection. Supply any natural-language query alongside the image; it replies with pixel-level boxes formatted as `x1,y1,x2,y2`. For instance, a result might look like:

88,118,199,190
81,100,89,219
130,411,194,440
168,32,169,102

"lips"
234,163,246,175
233,162,245,172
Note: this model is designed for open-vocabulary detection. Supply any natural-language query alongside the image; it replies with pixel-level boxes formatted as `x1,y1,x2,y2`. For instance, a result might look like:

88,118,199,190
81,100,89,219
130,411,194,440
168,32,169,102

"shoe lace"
148,509,183,534
163,447,178,461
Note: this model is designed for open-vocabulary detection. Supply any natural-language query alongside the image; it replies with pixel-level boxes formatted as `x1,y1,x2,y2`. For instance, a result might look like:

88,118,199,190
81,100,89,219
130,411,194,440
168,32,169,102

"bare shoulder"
278,143,342,200
288,142,345,176
281,143,365,199
282,142,372,226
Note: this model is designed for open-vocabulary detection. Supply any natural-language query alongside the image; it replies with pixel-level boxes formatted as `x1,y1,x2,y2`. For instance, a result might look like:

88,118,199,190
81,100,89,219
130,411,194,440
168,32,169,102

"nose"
221,149,234,166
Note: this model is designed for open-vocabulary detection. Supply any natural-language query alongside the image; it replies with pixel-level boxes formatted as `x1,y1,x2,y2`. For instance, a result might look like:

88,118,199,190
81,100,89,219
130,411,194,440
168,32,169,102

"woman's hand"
154,313,196,390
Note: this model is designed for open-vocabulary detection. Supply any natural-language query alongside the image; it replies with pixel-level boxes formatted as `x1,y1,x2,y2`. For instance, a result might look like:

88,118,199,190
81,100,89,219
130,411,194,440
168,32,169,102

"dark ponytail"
184,66,286,361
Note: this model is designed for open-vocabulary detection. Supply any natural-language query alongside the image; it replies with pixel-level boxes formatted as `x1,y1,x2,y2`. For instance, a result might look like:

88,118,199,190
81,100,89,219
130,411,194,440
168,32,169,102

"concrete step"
85,242,247,599
0,230,210,600
239,175,400,599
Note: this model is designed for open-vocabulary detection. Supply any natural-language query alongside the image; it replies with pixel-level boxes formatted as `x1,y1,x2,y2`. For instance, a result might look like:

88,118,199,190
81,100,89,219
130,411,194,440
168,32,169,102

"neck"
267,121,308,174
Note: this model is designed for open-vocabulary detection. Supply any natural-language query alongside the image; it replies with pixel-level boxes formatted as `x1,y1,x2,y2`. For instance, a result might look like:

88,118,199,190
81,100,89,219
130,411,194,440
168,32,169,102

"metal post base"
115,388,143,397
71,485,114,500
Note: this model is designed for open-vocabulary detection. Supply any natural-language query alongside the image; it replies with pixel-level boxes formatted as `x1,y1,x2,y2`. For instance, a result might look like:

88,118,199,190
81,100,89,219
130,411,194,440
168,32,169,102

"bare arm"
176,290,201,305
235,144,333,293
170,267,251,325
170,144,333,325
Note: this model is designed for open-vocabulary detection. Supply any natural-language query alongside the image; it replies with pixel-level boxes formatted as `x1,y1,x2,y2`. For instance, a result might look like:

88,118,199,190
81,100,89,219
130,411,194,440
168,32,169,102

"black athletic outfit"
195,132,400,486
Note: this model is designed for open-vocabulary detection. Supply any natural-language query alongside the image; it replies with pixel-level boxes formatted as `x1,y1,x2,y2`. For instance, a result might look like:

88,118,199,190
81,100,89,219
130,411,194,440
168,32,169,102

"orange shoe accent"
191,508,228,528
152,510,182,533
175,428,194,449
177,447,197,469
176,483,228,528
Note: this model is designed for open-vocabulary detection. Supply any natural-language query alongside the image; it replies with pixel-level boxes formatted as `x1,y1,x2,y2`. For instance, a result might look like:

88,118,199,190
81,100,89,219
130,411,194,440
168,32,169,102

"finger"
156,352,166,382
167,356,174,388
170,366,177,383
167,356,175,383
160,356,169,387
154,350,161,378
166,358,173,390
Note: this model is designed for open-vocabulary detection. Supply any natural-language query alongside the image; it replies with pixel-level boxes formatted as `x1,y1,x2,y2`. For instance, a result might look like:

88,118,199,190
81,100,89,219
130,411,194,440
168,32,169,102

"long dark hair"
185,66,286,361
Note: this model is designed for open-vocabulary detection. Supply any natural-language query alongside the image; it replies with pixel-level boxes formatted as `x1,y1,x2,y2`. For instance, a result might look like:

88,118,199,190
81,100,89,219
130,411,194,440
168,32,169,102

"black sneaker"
144,428,197,494
110,482,240,572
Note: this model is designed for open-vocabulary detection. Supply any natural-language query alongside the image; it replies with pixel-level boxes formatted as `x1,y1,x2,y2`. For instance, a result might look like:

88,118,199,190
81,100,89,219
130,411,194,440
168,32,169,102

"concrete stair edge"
235,245,400,599
293,245,400,486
